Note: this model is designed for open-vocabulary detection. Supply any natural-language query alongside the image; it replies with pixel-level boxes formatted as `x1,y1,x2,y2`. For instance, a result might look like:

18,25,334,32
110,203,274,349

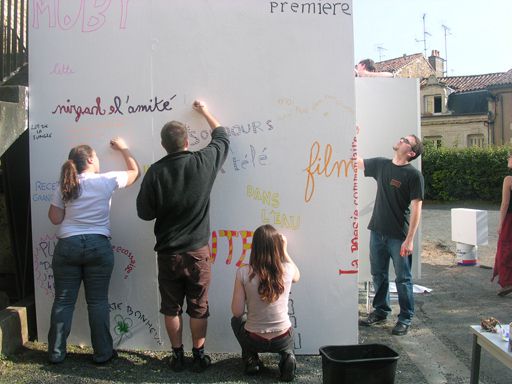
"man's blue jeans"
48,234,114,363
369,231,414,326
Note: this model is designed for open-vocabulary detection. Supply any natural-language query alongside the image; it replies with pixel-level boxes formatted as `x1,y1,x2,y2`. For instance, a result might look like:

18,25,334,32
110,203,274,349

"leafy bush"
422,144,510,202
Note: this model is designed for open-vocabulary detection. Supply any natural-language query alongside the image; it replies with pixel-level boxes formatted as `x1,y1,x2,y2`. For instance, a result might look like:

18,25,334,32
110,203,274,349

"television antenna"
441,24,451,75
415,13,431,57
375,45,387,61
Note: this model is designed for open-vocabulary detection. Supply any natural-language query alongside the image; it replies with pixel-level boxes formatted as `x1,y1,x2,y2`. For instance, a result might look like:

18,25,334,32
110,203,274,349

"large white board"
29,1,358,354
355,78,422,282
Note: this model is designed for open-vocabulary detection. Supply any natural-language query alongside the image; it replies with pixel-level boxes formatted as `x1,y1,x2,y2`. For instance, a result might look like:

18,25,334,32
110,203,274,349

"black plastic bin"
319,344,399,384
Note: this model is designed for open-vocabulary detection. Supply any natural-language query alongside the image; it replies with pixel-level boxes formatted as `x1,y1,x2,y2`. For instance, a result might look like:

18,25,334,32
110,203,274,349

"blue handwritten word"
34,235,58,296
30,123,52,141
39,236,57,259
227,120,274,137
230,144,268,171
188,120,274,147
33,180,59,202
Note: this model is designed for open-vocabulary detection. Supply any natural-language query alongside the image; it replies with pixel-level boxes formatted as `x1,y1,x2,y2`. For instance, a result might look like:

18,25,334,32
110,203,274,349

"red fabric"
492,213,512,287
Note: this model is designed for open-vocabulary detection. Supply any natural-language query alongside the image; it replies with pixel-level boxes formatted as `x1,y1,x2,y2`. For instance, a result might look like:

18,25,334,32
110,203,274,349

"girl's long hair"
60,145,93,202
249,224,285,303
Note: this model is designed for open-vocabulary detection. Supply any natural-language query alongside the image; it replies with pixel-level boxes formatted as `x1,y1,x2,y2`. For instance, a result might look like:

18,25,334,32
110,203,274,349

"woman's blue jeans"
48,234,114,363
369,231,414,326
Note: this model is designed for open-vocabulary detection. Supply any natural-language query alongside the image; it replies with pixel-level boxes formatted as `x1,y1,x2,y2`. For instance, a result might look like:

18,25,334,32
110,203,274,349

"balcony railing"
1,0,27,84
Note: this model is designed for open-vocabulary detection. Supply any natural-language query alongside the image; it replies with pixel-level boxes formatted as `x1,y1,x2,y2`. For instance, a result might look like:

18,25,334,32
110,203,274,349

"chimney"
428,49,445,77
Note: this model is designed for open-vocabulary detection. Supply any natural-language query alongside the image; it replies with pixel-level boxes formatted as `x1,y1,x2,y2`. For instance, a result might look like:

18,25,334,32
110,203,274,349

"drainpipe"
487,93,497,146
501,95,505,145
485,121,489,146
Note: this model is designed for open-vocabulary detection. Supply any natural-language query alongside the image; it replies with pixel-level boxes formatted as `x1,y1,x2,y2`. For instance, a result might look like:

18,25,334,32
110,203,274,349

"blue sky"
353,0,512,76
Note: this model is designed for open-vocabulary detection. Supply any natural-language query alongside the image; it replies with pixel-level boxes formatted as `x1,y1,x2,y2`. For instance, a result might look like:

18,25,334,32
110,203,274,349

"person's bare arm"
400,199,422,256
498,176,512,234
357,69,394,78
231,271,246,317
281,235,300,282
48,204,65,225
357,157,365,172
110,137,140,186
193,100,220,130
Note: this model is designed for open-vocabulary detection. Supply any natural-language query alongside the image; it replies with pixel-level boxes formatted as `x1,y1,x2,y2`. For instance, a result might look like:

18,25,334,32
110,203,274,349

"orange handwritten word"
304,141,354,202
236,231,253,267
210,230,253,267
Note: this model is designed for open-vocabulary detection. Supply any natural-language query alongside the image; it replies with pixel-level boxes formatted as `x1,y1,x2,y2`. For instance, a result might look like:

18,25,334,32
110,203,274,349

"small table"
470,325,512,384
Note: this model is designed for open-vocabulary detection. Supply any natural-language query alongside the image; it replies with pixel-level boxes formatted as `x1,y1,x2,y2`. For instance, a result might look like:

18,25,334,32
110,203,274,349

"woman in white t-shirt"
231,224,300,382
47,137,139,364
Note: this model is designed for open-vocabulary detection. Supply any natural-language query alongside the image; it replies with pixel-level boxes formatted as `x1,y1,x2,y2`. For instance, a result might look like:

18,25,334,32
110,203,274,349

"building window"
425,136,442,148
423,95,443,114
423,96,432,114
434,96,442,113
467,134,485,147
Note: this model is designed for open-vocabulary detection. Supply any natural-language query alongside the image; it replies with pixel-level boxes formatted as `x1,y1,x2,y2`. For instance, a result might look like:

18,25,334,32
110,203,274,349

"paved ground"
420,201,499,268
358,201,512,384
1,201,512,383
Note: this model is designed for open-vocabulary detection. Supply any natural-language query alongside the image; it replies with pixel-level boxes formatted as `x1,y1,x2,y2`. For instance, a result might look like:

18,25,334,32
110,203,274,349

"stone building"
375,51,512,148
421,72,505,147
374,52,437,78
487,69,512,146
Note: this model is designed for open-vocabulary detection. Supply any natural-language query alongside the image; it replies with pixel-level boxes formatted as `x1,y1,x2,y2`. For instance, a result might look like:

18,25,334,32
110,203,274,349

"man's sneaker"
391,322,409,336
191,354,211,373
93,349,118,365
191,346,211,373
244,354,263,375
278,352,296,382
359,312,387,326
168,349,185,372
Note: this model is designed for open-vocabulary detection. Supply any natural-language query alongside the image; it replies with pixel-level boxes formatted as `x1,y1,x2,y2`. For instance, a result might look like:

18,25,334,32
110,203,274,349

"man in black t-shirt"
357,135,424,336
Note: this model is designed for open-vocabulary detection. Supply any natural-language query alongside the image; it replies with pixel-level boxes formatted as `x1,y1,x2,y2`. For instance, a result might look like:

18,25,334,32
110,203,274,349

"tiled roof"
488,69,512,87
374,53,426,72
378,50,512,92
421,73,506,93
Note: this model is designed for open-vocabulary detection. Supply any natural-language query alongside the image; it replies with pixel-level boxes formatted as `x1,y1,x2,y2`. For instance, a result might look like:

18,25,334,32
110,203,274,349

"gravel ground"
1,201,511,384
0,346,323,384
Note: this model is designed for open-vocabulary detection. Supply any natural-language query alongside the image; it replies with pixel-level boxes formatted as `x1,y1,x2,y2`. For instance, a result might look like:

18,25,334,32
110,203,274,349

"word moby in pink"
32,0,130,32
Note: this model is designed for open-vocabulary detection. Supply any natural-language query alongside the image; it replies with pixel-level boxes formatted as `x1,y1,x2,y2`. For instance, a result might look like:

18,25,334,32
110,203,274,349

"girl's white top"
238,262,295,333
51,172,128,238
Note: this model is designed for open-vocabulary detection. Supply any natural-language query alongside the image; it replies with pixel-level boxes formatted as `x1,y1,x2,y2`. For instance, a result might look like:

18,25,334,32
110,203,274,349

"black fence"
1,0,27,83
